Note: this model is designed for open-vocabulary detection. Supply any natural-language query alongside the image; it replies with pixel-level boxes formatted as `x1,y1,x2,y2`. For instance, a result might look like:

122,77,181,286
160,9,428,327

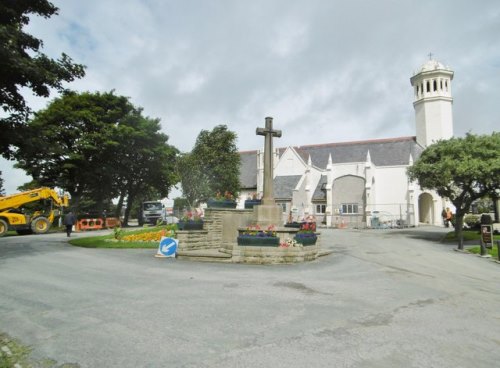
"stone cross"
256,117,281,205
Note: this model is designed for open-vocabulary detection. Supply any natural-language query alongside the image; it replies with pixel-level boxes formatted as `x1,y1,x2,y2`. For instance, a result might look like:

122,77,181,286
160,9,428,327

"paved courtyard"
1,227,499,367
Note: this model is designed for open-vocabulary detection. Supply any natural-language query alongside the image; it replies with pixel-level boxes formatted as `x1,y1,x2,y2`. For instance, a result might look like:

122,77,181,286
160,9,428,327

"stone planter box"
244,199,262,209
294,234,317,246
177,221,204,230
284,222,301,228
237,236,280,246
207,199,237,209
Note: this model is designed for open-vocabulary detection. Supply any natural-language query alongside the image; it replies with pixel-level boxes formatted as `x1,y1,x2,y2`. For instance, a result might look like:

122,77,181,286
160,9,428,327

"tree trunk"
455,213,465,250
492,195,499,223
69,191,81,213
115,189,126,219
123,191,136,227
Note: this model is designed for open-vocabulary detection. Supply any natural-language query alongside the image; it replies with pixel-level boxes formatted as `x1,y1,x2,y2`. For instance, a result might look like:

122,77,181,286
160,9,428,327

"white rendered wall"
274,148,306,176
371,166,410,217
415,99,453,147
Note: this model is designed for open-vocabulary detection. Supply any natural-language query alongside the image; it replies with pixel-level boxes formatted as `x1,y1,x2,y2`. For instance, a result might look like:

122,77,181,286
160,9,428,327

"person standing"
441,208,447,227
445,207,453,228
63,210,77,237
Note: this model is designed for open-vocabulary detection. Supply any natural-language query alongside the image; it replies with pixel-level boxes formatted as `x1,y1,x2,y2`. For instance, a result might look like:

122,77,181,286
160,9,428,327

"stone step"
176,248,233,263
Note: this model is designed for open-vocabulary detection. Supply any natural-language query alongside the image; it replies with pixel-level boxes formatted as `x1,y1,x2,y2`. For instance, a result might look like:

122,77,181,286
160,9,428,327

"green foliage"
178,125,240,205
14,91,179,217
408,133,500,209
173,197,190,210
408,133,500,248
0,0,85,158
463,214,481,229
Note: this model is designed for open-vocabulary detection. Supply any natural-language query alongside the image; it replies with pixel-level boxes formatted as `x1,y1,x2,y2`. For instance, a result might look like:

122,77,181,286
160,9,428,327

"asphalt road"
1,227,499,368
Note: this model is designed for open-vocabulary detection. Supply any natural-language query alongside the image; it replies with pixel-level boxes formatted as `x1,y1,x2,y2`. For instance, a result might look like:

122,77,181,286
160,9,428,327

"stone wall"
204,208,254,250
176,230,209,251
176,208,254,251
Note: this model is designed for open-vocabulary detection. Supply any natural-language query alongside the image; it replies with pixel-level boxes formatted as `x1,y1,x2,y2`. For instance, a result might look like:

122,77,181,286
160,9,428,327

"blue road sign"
158,237,178,257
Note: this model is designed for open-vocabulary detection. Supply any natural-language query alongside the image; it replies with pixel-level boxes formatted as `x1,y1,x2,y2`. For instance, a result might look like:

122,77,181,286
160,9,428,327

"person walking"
63,210,77,237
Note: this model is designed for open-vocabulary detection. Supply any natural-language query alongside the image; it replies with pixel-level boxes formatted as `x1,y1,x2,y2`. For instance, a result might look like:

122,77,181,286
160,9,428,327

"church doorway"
418,193,434,224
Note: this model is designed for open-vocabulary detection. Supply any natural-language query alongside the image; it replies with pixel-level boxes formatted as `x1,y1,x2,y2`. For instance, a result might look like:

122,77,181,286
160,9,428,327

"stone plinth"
253,204,282,227
204,208,253,250
229,244,322,264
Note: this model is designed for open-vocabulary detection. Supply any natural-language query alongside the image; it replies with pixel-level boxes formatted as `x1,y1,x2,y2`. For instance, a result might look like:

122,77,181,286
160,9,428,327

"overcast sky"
2,0,499,194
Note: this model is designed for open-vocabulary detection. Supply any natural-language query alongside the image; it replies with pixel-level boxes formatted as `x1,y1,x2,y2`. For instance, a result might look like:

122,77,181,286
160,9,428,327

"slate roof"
294,136,423,168
312,175,327,201
239,150,258,189
273,175,302,200
239,136,424,188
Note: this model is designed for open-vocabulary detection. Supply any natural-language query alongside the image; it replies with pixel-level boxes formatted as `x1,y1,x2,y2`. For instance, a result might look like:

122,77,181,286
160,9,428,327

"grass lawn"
467,245,499,259
443,229,500,243
69,225,176,249
443,229,500,259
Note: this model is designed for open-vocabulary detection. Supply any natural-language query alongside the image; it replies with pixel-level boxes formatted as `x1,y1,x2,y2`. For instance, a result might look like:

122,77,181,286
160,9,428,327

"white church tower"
410,58,454,147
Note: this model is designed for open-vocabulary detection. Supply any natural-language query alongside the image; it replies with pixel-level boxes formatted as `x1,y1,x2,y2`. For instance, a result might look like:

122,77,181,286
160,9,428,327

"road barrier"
76,218,104,231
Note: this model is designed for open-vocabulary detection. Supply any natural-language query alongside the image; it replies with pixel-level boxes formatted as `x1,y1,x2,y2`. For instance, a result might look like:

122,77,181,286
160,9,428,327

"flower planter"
244,199,262,209
300,222,317,232
177,221,204,230
207,199,237,209
237,236,280,246
284,222,301,228
294,234,317,246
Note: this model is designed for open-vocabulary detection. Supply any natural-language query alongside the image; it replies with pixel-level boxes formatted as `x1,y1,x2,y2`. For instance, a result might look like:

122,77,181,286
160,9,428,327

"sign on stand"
481,225,493,249
155,237,178,258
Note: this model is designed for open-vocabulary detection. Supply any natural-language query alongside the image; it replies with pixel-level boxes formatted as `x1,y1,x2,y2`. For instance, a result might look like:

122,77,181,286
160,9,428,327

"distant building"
239,59,454,228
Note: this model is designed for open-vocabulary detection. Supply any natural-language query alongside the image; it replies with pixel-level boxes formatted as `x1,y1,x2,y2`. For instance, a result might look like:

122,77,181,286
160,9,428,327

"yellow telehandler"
0,187,69,236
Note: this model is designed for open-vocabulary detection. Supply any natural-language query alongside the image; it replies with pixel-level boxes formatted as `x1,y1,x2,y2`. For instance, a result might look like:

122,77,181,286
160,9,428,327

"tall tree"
407,133,500,249
0,0,85,158
15,91,133,210
178,125,240,206
14,91,179,217
112,113,178,225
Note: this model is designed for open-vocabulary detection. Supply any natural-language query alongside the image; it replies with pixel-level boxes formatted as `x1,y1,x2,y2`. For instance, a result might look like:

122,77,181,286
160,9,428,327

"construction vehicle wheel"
0,219,8,237
31,217,51,234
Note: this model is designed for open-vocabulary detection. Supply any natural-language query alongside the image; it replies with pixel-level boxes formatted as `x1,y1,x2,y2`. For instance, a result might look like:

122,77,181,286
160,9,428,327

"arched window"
426,81,430,93
433,80,437,92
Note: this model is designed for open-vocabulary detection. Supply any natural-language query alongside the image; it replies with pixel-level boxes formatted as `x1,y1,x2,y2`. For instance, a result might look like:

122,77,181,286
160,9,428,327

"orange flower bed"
122,229,174,242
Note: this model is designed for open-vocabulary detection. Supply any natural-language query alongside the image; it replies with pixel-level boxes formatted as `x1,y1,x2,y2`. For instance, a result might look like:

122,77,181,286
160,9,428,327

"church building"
238,58,454,228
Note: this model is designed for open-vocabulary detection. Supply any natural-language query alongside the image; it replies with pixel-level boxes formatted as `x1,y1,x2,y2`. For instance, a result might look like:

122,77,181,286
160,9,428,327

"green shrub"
464,214,480,229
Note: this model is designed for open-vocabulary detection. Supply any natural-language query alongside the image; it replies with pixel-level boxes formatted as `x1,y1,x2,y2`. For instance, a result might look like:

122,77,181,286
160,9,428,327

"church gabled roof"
239,150,258,189
293,136,423,168
238,136,424,189
273,175,301,200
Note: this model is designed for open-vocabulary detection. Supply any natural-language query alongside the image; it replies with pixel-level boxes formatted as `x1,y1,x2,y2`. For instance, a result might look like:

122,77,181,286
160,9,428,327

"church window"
440,79,443,90
433,80,437,91
316,204,326,214
341,203,359,214
277,202,287,213
445,80,448,91
426,81,430,93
